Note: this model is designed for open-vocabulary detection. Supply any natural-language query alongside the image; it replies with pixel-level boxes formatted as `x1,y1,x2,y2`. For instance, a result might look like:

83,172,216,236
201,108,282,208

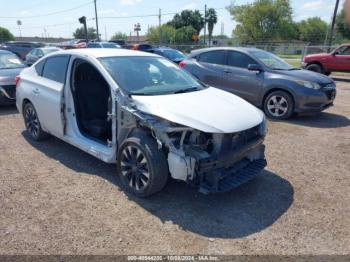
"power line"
0,1,93,19
96,7,226,20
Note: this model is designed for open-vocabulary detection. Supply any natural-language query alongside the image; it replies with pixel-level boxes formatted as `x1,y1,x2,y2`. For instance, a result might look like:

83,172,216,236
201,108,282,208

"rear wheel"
23,102,49,141
306,63,323,74
264,91,294,120
117,132,168,197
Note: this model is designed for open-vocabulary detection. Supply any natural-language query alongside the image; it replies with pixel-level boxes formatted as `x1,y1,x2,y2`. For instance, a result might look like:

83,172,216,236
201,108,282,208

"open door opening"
71,59,112,144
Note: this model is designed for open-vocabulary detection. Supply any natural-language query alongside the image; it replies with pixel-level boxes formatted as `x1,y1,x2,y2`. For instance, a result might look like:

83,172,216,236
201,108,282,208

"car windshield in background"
0,53,26,69
101,43,120,48
163,50,186,60
42,48,60,55
99,56,204,95
251,50,294,70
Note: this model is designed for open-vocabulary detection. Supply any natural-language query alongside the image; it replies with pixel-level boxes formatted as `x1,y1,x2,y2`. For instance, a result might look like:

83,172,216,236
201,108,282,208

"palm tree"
206,8,218,46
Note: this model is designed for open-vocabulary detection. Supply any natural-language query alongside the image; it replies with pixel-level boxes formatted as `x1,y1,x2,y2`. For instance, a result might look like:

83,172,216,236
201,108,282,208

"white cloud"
302,1,332,10
120,0,143,6
98,9,116,15
19,10,32,16
63,17,74,22
182,2,197,10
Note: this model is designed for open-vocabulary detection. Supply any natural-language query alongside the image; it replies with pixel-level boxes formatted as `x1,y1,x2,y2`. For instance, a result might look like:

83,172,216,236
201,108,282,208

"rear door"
31,55,70,137
194,50,226,89
222,51,264,105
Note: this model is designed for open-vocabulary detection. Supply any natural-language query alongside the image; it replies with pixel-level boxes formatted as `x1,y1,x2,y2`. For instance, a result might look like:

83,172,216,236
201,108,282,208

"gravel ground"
0,81,349,255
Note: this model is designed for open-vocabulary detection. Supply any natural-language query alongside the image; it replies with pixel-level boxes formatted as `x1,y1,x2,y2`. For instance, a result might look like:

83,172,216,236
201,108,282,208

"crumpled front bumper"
196,138,266,194
0,85,16,105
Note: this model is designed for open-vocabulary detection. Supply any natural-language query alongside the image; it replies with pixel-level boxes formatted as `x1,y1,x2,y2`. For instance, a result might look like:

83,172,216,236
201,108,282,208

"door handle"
224,70,232,74
32,88,40,95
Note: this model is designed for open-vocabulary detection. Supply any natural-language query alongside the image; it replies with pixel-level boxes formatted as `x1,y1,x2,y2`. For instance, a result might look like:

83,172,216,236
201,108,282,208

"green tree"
206,8,218,44
297,17,328,43
173,26,197,44
146,24,176,44
227,0,294,43
168,10,204,35
0,27,14,42
73,27,97,39
336,8,350,40
111,31,128,40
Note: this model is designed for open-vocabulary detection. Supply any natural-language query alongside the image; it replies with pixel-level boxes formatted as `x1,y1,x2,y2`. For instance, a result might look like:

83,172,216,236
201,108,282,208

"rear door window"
42,56,70,83
227,51,256,69
197,51,226,65
35,59,45,75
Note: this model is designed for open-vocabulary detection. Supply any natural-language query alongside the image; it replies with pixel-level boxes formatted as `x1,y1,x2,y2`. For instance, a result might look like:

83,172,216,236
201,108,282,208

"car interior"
71,59,112,143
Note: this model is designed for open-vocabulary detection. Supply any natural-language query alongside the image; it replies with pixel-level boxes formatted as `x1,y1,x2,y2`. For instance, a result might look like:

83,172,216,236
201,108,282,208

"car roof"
189,46,261,57
54,48,158,58
37,47,60,50
0,49,15,55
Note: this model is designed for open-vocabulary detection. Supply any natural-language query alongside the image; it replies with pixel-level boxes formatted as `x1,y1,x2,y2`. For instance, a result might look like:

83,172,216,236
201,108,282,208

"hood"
0,68,24,85
274,69,333,84
305,53,329,59
131,87,264,133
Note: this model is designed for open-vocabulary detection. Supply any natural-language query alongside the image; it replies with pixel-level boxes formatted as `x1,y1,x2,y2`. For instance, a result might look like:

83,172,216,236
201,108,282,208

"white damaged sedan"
16,48,267,197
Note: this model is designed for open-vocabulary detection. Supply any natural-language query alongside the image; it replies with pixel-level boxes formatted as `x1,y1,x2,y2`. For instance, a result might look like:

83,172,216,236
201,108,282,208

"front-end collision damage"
115,91,267,194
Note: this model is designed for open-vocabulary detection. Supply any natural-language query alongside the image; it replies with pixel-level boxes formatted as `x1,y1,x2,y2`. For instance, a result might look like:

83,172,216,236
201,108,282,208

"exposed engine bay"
115,90,267,193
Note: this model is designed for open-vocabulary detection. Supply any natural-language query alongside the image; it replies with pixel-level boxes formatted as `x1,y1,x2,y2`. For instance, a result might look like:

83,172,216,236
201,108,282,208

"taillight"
179,61,186,68
15,75,21,86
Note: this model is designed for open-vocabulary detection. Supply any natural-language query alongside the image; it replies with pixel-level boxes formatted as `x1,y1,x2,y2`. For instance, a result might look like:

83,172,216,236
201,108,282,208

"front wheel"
117,132,168,197
306,63,323,74
263,91,294,120
23,102,49,141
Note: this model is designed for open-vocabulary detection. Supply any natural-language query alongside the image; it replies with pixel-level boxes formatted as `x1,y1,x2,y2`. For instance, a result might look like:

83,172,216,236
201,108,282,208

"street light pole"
203,4,207,46
94,0,100,40
328,0,340,48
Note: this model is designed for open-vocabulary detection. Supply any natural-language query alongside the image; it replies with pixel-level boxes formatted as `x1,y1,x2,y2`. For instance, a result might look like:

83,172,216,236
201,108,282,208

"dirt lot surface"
0,82,349,255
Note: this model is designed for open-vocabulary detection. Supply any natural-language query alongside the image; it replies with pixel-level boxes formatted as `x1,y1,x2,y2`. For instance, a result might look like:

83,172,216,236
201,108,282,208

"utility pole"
94,0,100,41
159,8,162,46
328,0,340,48
104,25,107,41
203,4,207,46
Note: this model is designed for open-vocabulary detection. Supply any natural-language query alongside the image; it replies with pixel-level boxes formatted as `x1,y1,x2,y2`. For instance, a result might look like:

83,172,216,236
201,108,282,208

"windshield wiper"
173,87,200,94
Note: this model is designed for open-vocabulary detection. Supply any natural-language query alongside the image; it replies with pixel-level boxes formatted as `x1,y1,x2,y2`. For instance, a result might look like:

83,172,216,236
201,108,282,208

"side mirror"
333,51,339,56
248,64,263,72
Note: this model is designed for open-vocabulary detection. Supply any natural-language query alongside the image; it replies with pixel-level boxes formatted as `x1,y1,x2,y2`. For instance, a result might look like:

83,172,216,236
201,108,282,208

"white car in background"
16,48,267,197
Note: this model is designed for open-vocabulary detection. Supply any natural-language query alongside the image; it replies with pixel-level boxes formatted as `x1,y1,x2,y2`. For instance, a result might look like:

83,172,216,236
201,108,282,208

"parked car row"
180,47,336,119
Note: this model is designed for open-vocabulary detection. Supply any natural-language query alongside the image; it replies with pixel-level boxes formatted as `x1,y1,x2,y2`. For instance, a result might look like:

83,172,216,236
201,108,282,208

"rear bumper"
197,138,266,193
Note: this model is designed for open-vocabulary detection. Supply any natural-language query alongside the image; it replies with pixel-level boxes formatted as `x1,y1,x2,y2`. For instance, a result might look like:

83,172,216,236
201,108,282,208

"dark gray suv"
180,47,336,119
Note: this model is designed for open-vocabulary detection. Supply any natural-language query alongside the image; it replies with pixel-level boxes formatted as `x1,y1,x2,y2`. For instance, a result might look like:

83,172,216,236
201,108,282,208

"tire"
116,132,168,197
306,63,323,74
263,91,294,120
23,102,50,141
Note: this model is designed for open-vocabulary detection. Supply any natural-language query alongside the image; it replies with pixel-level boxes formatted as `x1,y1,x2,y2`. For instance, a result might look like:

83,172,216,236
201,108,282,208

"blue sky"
0,0,345,39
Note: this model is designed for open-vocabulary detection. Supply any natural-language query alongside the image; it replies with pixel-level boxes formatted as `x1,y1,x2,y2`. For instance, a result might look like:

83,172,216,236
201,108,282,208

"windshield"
163,49,186,60
251,50,294,70
101,43,120,48
0,53,26,69
99,56,204,95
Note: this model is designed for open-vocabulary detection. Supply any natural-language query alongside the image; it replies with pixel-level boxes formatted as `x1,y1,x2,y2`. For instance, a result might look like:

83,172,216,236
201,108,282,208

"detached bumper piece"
199,158,267,194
